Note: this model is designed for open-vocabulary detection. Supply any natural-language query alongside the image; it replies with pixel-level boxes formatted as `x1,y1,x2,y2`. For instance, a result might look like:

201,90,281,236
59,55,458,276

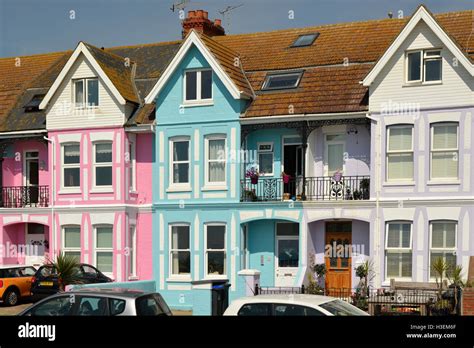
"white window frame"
73,78,99,108
257,142,274,176
61,142,81,191
430,122,459,181
204,135,227,187
183,68,213,105
93,224,114,277
405,49,442,84
128,141,136,192
324,133,346,176
169,224,191,279
169,137,191,189
128,224,137,278
385,222,413,281
93,141,113,190
429,221,457,279
386,125,414,182
205,223,227,278
62,225,81,261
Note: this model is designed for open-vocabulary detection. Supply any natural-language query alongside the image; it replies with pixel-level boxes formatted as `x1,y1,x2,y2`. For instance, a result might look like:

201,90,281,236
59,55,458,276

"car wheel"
4,289,19,306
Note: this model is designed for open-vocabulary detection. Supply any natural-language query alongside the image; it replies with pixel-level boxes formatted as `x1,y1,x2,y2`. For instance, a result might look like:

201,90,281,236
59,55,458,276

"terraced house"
0,5,472,313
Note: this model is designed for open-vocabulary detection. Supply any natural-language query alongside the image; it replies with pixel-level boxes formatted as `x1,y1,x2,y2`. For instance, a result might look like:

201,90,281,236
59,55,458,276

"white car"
223,294,369,316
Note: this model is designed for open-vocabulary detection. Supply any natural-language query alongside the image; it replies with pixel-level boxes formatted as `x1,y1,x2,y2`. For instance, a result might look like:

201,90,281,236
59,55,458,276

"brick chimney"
182,10,225,38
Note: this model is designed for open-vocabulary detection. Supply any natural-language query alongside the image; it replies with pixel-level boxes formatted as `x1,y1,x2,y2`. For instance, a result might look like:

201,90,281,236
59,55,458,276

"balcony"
0,186,49,208
240,176,370,202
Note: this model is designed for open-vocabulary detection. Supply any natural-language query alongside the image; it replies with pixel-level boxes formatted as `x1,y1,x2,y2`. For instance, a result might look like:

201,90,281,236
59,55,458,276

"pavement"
0,302,192,316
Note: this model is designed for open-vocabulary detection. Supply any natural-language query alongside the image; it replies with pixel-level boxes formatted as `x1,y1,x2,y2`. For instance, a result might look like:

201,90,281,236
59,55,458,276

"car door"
273,303,326,316
236,303,272,316
80,265,100,283
18,267,36,297
23,295,75,316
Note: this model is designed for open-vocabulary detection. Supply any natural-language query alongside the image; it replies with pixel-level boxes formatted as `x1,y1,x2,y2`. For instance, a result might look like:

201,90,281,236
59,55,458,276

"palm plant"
447,265,465,312
46,252,82,291
431,257,449,299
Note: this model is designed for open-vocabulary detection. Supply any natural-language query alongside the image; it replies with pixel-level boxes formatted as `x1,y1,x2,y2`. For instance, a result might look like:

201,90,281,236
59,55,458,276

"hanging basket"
250,176,259,185
282,175,291,184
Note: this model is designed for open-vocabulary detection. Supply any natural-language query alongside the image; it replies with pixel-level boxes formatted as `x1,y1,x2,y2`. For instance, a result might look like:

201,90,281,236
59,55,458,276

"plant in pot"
359,178,370,199
246,167,261,185
353,260,375,311
244,188,257,201
430,257,453,315
46,252,82,291
447,265,465,314
281,171,291,184
312,263,327,290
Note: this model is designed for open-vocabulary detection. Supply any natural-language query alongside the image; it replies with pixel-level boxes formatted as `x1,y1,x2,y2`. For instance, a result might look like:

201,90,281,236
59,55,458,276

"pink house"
0,40,169,282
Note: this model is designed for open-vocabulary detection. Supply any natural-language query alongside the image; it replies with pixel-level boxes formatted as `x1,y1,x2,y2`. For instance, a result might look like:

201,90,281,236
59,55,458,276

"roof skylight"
262,72,303,90
291,33,319,47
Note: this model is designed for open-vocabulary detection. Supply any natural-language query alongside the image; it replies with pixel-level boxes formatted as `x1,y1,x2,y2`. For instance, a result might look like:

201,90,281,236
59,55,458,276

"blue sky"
0,0,472,57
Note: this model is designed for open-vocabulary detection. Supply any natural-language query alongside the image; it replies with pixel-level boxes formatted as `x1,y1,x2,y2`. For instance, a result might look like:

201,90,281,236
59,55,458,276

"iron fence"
1,186,49,208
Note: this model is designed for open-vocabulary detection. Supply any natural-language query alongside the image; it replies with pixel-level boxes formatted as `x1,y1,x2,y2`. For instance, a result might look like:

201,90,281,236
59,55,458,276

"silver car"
18,288,172,316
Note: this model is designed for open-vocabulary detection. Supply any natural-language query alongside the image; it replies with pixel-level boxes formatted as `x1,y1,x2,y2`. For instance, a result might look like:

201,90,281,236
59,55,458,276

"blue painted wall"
247,219,276,287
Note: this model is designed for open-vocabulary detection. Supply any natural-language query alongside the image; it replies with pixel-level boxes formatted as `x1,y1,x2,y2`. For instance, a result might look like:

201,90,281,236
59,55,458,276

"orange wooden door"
325,223,352,294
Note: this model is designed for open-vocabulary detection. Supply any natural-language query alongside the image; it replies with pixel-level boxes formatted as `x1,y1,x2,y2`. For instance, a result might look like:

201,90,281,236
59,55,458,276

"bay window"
206,224,226,276
430,221,457,278
170,138,190,186
430,123,458,180
206,136,226,185
95,225,113,274
63,226,81,262
386,126,413,181
170,225,190,276
94,142,113,187
385,222,412,279
62,143,80,188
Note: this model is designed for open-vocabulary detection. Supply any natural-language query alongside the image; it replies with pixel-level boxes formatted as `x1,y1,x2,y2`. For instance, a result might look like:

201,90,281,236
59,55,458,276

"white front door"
25,224,45,266
275,223,299,287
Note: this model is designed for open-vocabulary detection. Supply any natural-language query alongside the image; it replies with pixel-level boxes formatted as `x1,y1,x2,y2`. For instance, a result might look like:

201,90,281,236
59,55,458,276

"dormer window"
184,69,212,103
74,78,99,108
406,50,442,83
262,72,303,91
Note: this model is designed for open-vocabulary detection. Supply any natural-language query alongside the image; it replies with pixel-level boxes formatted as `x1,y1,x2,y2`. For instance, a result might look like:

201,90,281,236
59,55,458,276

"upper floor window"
170,138,190,185
430,123,458,180
385,222,412,280
184,69,212,103
257,143,273,176
430,221,457,278
205,135,226,185
74,78,99,107
262,72,302,90
94,142,113,187
62,143,80,188
325,134,345,176
386,125,413,181
406,50,442,83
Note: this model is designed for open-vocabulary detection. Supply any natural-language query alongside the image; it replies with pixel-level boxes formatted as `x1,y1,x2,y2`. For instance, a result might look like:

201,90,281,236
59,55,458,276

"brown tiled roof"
0,8,472,129
126,103,155,125
198,32,253,97
83,42,139,104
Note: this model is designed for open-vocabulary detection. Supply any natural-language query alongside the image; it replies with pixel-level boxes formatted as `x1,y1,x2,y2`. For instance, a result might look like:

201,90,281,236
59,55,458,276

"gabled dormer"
363,5,474,112
40,41,139,130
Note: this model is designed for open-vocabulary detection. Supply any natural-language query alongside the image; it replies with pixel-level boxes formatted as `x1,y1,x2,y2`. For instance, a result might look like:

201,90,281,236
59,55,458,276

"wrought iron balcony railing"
240,176,370,202
1,186,49,208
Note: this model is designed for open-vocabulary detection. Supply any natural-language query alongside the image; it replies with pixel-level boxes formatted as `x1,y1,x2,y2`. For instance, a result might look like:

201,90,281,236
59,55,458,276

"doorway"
275,222,299,287
325,221,352,293
25,223,47,266
24,151,39,205
283,142,303,198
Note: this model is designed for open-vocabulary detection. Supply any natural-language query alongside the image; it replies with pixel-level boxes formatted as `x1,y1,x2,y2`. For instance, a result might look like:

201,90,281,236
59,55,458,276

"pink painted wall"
127,133,153,205
2,140,49,187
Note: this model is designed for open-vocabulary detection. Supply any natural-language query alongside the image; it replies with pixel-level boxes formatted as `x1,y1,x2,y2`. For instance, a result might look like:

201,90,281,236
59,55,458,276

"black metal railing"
1,186,49,208
240,176,370,202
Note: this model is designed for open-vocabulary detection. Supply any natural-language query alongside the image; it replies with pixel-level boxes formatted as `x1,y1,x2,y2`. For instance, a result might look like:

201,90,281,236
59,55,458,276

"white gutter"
240,111,367,124
125,124,154,133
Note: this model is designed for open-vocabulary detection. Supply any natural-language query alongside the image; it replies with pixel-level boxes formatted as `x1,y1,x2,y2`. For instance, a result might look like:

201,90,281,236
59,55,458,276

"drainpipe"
366,113,381,288
43,136,55,260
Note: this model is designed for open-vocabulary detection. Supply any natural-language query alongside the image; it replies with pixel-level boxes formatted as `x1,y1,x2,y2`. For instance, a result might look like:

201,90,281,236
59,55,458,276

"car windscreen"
135,294,170,316
319,299,368,316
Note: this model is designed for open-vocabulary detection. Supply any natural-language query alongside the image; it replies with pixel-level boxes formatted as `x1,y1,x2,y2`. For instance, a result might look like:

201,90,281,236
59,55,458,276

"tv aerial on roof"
218,4,243,33
170,0,208,13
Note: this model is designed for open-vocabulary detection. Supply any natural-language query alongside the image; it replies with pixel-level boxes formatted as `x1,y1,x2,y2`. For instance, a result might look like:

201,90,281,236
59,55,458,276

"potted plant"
243,188,257,201
281,171,291,184
246,167,261,185
359,178,370,199
429,257,453,315
46,252,82,291
312,263,327,289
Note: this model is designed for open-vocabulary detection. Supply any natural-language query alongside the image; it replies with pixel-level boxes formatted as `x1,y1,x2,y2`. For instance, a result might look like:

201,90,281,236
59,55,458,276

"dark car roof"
66,288,149,298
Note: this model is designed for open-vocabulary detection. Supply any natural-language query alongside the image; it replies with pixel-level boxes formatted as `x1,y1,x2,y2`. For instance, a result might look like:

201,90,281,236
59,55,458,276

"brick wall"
462,288,474,315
